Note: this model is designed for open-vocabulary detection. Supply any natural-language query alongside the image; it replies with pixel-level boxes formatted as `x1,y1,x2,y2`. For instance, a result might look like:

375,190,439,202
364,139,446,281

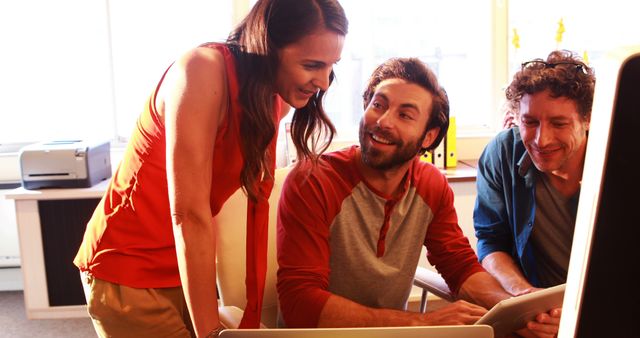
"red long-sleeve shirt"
277,146,484,327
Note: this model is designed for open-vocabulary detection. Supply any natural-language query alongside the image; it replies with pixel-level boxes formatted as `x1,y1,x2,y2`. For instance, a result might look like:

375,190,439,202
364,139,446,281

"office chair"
413,267,454,312
214,166,292,328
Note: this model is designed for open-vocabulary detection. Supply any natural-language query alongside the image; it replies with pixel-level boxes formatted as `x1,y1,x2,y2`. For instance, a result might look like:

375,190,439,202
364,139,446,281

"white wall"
0,145,26,290
0,196,20,267
0,192,23,291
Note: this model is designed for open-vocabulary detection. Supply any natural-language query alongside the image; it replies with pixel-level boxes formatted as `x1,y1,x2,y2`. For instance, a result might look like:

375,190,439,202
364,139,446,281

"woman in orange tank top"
73,1,348,337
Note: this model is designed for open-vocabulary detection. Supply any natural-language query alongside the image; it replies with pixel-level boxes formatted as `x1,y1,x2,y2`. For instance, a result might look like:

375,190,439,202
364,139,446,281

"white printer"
19,140,112,189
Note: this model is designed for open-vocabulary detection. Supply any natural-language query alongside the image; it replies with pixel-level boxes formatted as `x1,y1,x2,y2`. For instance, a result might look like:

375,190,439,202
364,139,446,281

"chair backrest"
214,166,292,328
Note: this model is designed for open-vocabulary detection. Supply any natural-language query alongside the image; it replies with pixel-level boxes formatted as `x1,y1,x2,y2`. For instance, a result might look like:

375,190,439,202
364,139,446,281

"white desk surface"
3,179,109,201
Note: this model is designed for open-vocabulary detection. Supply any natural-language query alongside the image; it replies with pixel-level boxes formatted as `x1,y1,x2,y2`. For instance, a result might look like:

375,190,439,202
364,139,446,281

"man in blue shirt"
474,50,596,298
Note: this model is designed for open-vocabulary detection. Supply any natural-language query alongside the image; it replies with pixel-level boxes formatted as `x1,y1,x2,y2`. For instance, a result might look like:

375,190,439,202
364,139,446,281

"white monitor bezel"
558,45,640,337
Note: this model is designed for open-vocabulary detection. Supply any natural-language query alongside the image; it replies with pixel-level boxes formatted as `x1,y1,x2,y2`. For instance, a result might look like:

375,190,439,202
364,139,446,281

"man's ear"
421,127,440,150
584,115,591,131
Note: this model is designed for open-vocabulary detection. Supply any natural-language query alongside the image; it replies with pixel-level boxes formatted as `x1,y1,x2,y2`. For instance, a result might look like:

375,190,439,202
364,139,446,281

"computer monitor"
559,45,640,337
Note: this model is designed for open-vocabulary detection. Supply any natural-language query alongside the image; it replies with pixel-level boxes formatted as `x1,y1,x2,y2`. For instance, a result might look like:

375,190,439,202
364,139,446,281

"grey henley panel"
327,182,433,310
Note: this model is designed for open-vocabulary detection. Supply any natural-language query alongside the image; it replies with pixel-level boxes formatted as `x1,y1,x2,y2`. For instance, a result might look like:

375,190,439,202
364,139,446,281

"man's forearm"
317,294,421,327
317,293,489,327
457,271,511,309
481,251,535,295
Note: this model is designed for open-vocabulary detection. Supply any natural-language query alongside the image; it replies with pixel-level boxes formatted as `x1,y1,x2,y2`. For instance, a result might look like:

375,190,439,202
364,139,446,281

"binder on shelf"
433,141,445,169
444,116,457,168
420,150,434,164
421,115,456,169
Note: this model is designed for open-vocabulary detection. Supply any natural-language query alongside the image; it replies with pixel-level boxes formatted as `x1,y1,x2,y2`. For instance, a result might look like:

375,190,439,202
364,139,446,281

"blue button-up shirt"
473,128,542,286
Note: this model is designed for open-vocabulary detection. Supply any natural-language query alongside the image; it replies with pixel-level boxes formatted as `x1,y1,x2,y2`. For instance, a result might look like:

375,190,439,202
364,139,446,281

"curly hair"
506,49,596,121
361,57,450,153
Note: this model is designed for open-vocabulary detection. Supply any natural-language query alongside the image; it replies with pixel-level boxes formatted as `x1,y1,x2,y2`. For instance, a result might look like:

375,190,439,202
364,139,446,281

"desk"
4,180,108,319
441,159,477,183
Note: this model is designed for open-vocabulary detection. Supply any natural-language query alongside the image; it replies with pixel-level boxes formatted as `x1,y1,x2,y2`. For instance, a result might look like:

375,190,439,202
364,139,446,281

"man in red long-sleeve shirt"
276,58,561,338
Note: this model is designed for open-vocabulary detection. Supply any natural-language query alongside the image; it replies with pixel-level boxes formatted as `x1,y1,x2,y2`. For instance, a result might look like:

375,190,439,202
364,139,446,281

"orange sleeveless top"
74,43,281,328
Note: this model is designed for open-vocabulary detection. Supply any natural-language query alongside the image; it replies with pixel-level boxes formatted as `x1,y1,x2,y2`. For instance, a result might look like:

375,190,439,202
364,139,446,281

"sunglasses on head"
521,60,589,74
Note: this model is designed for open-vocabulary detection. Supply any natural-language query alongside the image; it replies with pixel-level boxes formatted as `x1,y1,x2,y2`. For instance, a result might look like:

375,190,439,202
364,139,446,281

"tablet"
475,283,565,337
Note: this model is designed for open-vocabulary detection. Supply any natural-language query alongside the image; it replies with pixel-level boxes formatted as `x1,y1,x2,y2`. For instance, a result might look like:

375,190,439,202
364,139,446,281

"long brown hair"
227,0,348,200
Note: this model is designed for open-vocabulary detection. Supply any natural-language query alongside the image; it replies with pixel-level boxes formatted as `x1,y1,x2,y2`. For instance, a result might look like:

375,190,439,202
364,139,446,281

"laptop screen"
219,325,493,338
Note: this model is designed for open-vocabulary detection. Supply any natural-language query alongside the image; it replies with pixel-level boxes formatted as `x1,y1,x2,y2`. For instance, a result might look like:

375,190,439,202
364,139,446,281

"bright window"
17,1,638,148
0,0,114,143
318,0,507,140
508,0,640,80
108,0,232,140
0,0,231,144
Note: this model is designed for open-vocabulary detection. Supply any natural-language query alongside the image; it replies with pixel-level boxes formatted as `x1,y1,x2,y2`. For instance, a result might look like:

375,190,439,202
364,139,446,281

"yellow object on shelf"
583,50,590,65
420,116,456,168
445,116,457,168
512,28,520,50
556,17,565,44
420,150,433,164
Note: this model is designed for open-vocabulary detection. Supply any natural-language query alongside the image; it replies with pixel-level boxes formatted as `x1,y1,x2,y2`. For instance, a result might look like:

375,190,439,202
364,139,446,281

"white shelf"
3,179,109,201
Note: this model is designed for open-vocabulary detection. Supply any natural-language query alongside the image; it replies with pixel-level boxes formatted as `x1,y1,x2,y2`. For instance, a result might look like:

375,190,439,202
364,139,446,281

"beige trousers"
81,272,195,338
